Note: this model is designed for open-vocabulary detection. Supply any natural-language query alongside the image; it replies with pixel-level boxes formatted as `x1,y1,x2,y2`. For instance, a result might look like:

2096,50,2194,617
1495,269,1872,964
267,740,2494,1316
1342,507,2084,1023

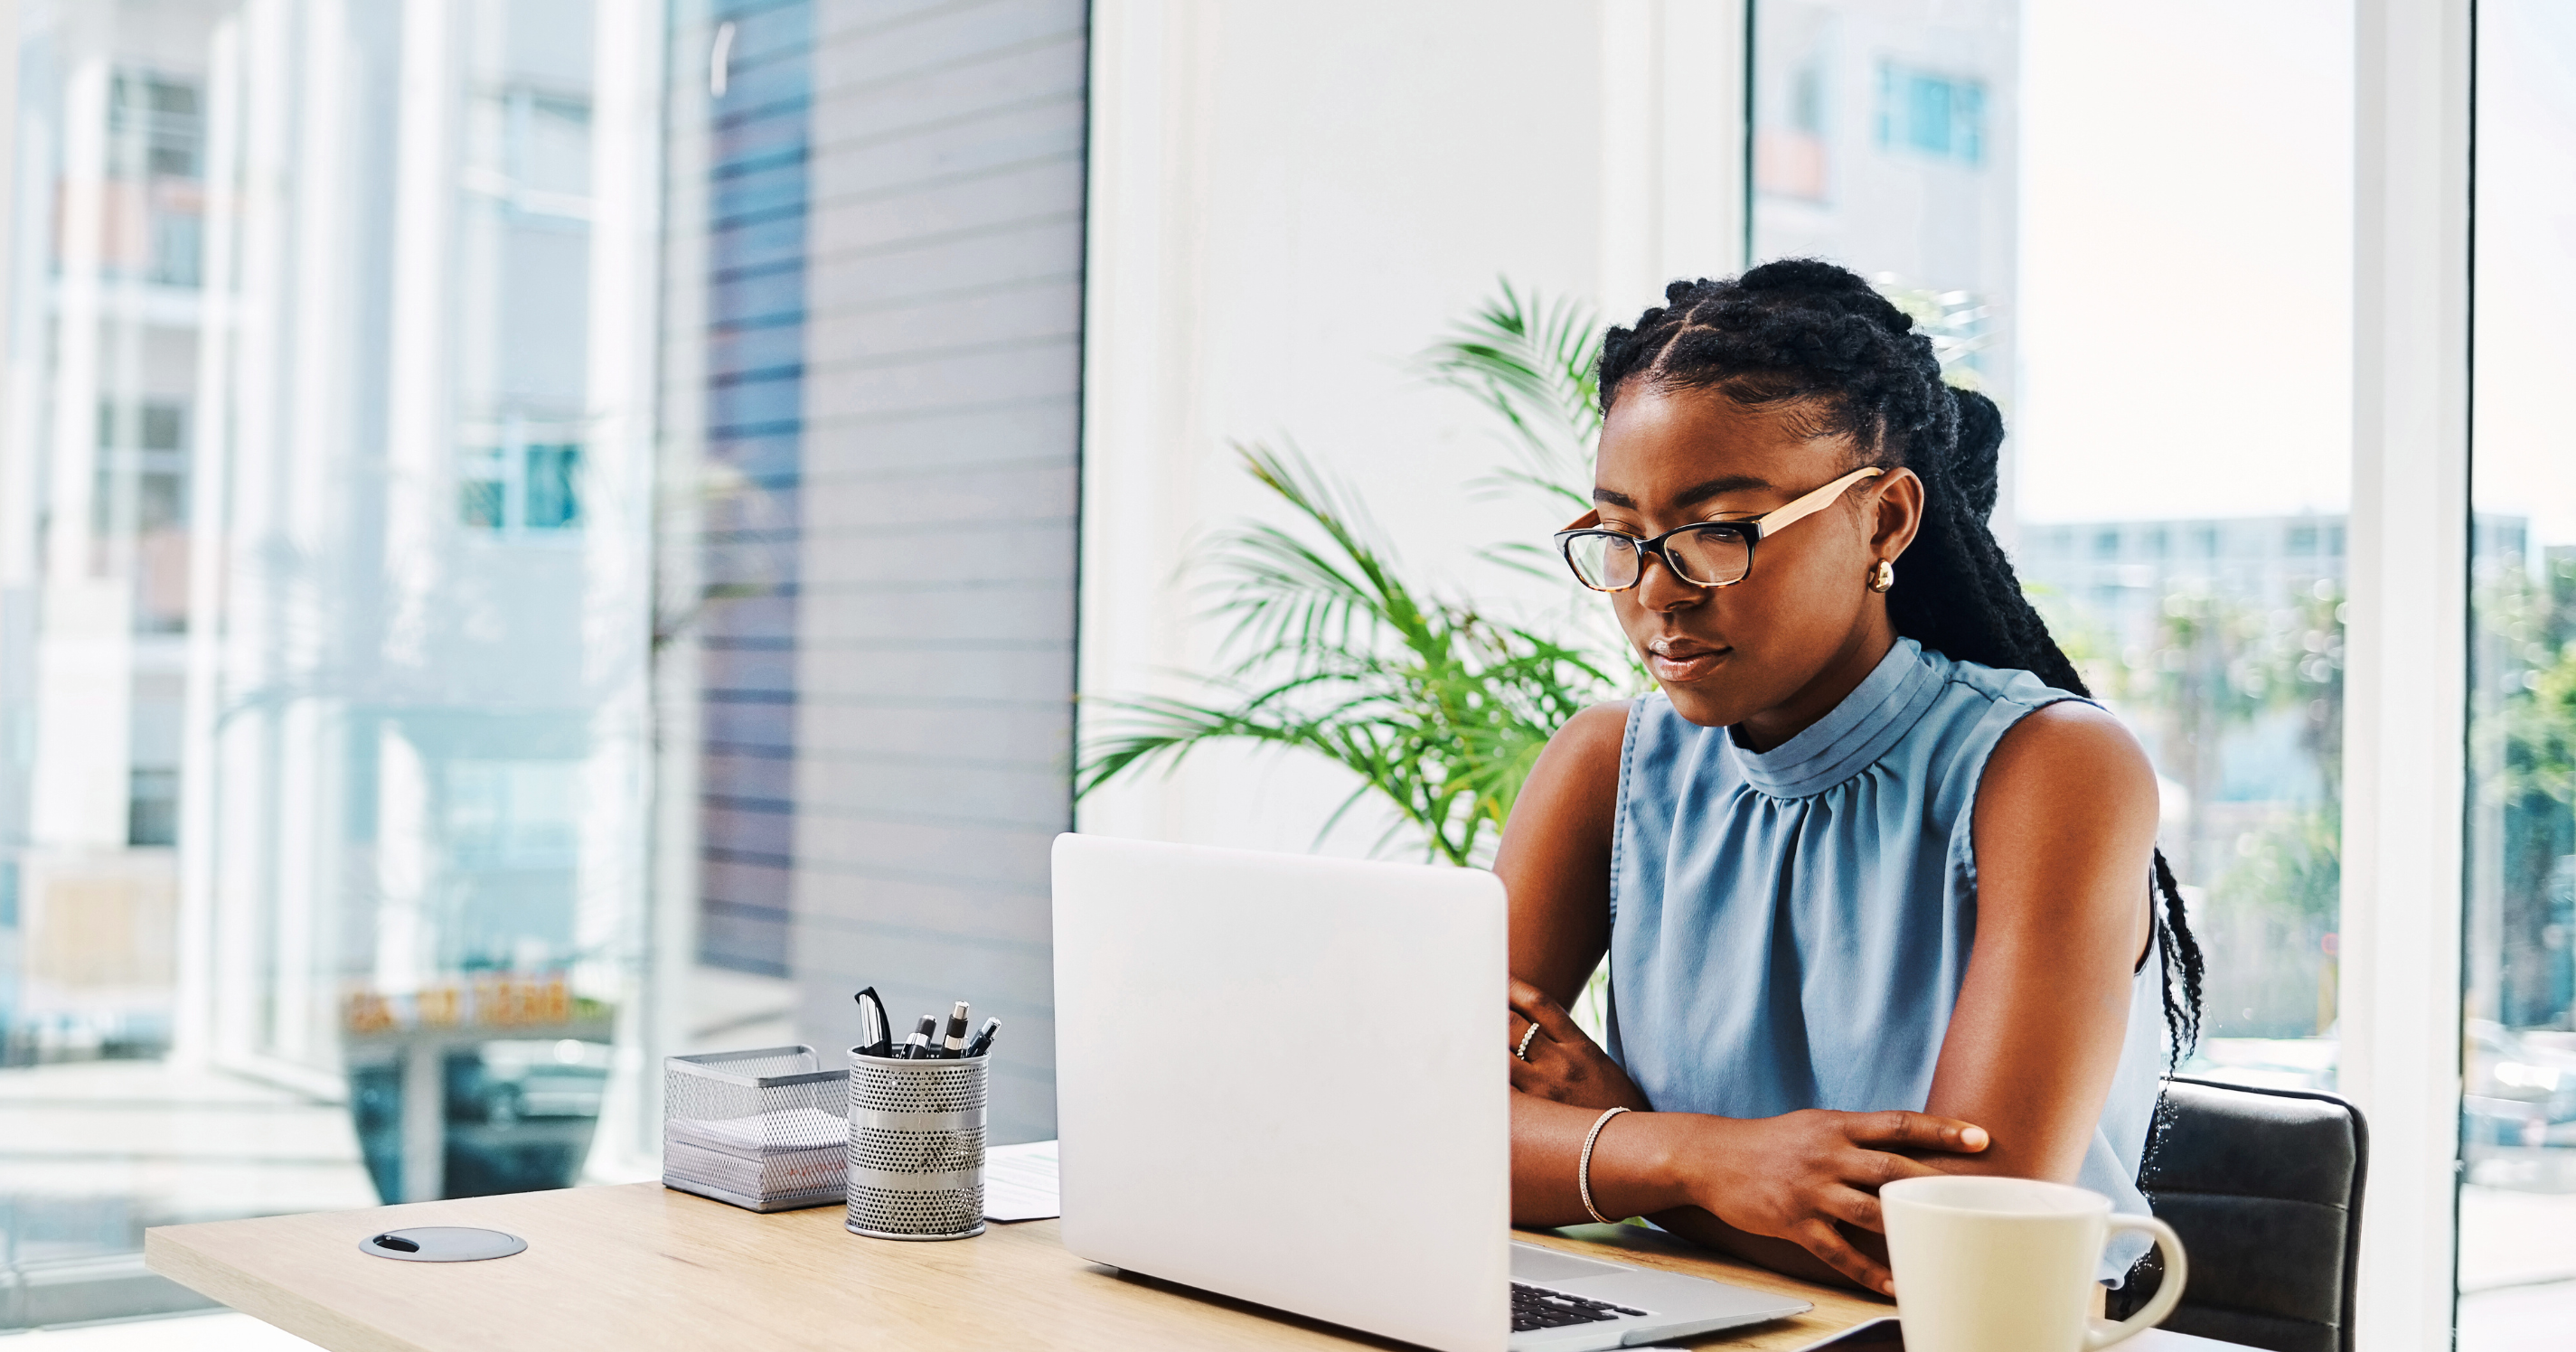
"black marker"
854,987,891,1058
899,1014,935,1059
963,1018,1001,1058
940,1001,973,1058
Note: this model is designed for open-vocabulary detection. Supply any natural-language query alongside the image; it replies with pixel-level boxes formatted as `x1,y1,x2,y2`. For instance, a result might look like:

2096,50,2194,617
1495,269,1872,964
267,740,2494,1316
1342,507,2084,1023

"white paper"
665,1106,847,1156
982,1139,1060,1222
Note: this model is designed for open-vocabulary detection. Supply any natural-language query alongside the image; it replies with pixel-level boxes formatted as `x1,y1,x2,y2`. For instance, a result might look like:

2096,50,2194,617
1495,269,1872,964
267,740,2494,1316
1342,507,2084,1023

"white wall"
1077,0,1743,857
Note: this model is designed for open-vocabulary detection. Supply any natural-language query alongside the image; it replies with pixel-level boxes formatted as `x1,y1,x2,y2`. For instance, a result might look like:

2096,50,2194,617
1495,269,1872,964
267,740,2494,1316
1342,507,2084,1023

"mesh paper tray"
663,1045,850,1213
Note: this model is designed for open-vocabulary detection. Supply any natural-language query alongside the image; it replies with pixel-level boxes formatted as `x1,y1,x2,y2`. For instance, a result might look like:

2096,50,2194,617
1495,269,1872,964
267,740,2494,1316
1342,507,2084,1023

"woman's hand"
1508,978,1649,1113
1669,1109,1990,1295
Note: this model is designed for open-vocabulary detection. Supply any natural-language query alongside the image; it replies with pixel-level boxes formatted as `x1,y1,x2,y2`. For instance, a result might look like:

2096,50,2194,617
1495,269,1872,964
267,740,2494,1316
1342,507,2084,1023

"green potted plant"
1078,284,1632,866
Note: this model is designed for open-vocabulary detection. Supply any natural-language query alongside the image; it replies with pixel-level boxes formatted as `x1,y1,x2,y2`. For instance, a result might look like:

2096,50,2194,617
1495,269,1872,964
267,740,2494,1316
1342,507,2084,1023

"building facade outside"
2015,513,2347,1041
0,0,662,1323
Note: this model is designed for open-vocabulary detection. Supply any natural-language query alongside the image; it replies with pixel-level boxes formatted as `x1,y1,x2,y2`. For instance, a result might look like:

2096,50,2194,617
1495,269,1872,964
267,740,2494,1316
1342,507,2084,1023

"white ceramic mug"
1880,1175,2186,1352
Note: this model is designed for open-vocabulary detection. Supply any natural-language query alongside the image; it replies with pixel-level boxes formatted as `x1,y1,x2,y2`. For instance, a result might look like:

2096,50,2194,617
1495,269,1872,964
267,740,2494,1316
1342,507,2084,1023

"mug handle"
2083,1215,2187,1350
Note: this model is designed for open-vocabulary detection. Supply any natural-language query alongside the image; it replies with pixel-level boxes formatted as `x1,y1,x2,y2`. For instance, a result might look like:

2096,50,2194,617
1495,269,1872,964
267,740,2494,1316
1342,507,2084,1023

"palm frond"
1078,283,1634,866
1417,279,1603,504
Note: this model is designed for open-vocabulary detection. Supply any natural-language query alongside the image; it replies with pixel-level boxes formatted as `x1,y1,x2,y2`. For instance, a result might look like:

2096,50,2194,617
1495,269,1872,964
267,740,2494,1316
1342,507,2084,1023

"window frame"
2344,0,2472,1343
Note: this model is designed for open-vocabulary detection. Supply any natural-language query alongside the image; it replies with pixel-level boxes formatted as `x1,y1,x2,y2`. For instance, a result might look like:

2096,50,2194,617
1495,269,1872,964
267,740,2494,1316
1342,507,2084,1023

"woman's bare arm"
1496,701,1988,1295
1496,701,1628,1009
1920,700,2162,1184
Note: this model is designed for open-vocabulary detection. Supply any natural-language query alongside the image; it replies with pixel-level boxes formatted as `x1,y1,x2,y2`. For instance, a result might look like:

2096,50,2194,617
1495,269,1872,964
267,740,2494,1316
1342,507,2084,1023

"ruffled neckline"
1723,637,1948,799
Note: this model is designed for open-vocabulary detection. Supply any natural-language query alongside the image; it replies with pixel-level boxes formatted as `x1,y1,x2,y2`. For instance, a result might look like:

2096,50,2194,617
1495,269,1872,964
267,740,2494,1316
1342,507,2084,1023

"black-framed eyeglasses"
1553,466,1885,592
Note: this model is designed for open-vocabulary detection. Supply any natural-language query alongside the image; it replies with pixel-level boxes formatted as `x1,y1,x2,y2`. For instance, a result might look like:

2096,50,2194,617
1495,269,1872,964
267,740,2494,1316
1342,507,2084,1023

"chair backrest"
2109,1076,2367,1352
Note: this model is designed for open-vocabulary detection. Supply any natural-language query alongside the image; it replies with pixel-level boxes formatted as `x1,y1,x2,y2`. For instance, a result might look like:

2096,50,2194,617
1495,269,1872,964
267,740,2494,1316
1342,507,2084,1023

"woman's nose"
1631,548,1706,611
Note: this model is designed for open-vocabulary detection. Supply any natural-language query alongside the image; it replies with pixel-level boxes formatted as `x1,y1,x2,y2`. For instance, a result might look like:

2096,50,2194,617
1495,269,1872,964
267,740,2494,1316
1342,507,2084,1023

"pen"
854,987,891,1058
940,1001,972,1058
964,1017,1001,1057
899,1014,935,1059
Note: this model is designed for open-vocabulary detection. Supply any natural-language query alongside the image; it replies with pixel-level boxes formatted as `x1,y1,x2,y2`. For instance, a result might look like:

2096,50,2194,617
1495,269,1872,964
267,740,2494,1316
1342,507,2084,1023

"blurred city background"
0,0,2563,1345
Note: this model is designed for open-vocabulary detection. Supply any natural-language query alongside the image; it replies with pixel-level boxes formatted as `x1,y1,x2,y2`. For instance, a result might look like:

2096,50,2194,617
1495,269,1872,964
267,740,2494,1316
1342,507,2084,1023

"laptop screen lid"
1051,833,1510,1352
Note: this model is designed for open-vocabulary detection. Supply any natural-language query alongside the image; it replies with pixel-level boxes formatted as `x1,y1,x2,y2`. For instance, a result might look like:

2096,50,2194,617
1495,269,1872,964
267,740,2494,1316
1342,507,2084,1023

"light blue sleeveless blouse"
1606,637,2166,1281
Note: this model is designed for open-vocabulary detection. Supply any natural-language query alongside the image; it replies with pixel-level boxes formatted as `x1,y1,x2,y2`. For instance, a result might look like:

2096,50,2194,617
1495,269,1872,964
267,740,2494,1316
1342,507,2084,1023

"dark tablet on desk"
1795,1318,1904,1348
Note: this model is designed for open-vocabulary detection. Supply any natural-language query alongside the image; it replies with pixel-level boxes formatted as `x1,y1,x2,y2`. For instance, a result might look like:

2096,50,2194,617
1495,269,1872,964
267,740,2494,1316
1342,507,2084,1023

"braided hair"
1597,258,2205,1059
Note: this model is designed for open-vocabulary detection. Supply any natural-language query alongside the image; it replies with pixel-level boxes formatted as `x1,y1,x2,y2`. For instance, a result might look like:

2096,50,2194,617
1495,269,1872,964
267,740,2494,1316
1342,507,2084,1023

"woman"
1498,259,2204,1299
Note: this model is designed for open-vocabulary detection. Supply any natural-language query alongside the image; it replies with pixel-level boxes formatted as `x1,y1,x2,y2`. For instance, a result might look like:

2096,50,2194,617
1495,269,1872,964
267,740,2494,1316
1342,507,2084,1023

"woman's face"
1588,384,1919,730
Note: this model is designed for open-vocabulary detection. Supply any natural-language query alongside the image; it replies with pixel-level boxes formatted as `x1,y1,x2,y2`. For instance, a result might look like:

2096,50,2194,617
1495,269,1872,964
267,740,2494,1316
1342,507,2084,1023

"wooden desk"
146,1182,1884,1350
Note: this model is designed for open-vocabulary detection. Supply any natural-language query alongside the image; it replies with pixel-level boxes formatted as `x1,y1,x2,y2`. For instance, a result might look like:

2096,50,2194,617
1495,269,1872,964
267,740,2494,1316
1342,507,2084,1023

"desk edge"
145,1225,432,1352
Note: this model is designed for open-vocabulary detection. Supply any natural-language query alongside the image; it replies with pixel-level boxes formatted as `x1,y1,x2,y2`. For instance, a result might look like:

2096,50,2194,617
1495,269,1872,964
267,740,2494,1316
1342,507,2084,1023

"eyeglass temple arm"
1750,466,1884,537
1555,469,1879,539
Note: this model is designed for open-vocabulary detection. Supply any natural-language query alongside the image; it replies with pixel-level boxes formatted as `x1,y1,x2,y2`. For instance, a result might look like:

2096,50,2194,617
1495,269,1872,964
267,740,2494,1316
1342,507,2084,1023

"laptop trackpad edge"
1509,1241,1640,1282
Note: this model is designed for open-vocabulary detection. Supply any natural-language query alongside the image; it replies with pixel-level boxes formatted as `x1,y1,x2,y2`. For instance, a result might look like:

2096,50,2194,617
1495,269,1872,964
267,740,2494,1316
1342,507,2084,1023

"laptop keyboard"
1510,1282,1649,1332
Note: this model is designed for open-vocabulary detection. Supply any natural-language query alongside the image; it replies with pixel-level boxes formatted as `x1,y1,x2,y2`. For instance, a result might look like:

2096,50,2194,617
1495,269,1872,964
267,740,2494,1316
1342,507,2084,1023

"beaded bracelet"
1577,1105,1631,1224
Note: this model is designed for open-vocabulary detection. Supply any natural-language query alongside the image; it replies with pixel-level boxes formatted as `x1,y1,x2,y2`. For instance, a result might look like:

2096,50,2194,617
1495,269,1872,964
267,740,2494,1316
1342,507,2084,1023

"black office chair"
2106,1076,2367,1352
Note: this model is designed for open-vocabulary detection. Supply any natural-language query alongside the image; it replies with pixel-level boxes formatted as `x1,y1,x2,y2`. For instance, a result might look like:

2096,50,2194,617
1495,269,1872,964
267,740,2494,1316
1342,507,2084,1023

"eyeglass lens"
1565,527,1752,590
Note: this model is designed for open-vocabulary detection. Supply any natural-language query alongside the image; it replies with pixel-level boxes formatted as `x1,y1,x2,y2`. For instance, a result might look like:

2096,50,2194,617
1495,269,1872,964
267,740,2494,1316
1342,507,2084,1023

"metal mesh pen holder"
844,1047,987,1241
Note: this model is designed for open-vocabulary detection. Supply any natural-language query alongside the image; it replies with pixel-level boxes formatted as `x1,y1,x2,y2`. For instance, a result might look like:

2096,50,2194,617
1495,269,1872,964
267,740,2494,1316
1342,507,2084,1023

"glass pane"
655,0,1084,1149
0,0,654,1326
1753,0,2017,405
1753,1,2352,1081
2462,2,2576,1342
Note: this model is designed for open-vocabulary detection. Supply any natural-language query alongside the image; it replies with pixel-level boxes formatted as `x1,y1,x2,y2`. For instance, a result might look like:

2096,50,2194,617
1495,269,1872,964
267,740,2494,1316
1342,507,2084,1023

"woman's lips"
1645,639,1729,683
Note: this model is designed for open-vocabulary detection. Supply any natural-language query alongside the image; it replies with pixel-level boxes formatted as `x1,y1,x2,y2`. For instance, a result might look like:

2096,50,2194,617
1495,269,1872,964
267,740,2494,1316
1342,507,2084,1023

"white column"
650,4,719,1152
174,14,248,1066
1595,0,1663,318
381,0,455,675
1656,0,1747,282
2342,1,2470,1347
263,0,358,1071
1597,0,1749,323
206,0,295,1072
1074,0,1216,844
399,1035,446,1201
583,0,665,1171
28,57,135,850
0,0,39,604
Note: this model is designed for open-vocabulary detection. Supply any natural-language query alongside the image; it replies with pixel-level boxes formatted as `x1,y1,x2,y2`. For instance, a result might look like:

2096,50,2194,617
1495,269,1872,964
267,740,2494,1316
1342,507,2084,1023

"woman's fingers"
1792,1219,1894,1297
1818,1184,1886,1235
1847,1110,1989,1154
1506,977,1584,1045
1849,1148,1945,1188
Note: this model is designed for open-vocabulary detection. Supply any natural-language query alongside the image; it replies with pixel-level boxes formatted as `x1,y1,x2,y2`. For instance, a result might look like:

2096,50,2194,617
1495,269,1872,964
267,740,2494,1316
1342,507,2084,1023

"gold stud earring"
1868,559,1895,593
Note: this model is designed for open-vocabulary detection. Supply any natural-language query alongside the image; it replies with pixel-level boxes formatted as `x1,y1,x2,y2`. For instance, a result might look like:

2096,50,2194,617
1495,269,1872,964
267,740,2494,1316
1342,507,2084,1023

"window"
1876,62,1986,165
126,768,178,848
458,439,584,533
1754,19,1833,203
1753,0,2017,410
2462,1,2576,1339
92,399,192,633
103,70,205,287
0,0,653,1325
1755,1,2352,1080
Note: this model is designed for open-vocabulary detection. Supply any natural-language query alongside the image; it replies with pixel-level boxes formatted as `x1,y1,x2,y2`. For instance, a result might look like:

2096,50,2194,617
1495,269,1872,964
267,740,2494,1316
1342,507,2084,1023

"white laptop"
1051,833,1810,1352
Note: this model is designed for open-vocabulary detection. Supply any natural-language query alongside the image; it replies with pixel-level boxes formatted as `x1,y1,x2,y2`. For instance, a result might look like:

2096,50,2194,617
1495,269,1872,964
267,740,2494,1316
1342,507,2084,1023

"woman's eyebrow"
1592,475,1778,511
1673,474,1776,508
